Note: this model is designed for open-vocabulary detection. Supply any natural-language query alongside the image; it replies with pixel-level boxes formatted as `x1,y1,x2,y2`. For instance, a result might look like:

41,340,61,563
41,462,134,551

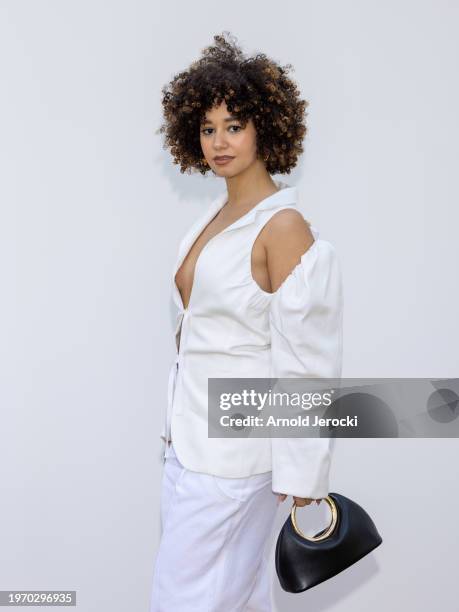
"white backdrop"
1,1,458,611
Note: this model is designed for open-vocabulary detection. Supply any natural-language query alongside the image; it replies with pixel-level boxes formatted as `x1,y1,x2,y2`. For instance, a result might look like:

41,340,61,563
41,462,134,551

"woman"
150,32,343,611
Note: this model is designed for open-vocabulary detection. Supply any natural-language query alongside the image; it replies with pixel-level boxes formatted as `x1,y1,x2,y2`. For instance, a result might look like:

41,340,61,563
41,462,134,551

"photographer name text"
220,414,358,428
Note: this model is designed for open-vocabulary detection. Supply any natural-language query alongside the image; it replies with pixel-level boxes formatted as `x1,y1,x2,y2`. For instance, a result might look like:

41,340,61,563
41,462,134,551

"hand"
277,494,322,506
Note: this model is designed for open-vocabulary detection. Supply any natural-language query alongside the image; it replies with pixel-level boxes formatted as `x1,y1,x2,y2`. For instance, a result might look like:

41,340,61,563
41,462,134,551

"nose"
213,128,229,150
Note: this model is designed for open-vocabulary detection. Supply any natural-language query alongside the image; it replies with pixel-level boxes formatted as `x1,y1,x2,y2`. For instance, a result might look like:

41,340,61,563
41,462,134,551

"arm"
263,209,343,506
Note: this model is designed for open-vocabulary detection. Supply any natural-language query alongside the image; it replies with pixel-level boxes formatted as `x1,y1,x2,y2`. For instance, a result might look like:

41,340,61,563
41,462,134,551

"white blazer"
160,179,343,499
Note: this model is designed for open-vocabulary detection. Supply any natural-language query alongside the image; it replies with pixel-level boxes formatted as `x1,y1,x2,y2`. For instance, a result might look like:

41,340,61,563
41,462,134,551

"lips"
214,156,234,161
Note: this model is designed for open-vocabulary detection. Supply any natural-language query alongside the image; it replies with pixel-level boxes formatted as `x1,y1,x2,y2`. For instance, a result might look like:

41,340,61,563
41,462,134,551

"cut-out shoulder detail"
252,237,320,298
250,206,315,295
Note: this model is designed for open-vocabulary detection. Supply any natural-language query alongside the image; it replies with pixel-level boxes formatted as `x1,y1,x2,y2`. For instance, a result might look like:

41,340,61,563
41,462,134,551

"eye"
200,124,243,136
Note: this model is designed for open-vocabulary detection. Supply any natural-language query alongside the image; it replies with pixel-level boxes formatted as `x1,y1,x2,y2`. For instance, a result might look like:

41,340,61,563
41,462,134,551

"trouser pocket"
211,471,272,503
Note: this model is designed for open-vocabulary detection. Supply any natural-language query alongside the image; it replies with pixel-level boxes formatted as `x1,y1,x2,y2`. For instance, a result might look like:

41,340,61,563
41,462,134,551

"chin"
213,168,235,178
212,163,246,178
217,171,239,179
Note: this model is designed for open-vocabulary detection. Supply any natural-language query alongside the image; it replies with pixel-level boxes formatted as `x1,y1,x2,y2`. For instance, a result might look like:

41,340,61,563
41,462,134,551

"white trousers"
150,442,280,612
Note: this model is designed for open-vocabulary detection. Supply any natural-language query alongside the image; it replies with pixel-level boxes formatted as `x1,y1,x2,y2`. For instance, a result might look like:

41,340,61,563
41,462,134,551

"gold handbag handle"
290,495,338,542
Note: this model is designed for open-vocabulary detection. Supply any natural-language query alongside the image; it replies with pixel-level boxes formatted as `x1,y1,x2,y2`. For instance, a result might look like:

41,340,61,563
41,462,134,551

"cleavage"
174,211,227,310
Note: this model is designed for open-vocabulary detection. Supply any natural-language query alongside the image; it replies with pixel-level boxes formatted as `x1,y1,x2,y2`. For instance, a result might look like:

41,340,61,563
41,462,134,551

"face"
199,100,260,177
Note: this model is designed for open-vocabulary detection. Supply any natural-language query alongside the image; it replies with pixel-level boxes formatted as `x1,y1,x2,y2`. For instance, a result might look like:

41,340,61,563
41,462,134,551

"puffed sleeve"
269,227,343,499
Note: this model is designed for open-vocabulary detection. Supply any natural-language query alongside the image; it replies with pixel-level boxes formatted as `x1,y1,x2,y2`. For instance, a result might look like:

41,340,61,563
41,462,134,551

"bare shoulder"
263,208,313,242
261,208,316,292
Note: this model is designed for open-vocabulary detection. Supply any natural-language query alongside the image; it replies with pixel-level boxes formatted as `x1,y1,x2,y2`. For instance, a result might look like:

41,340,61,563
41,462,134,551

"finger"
294,497,313,506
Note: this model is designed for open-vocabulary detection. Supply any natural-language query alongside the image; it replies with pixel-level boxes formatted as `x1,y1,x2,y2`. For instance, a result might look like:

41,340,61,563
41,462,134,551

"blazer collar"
172,180,299,309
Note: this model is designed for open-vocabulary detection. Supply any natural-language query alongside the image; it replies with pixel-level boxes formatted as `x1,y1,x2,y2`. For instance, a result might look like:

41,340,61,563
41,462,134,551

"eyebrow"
201,115,240,125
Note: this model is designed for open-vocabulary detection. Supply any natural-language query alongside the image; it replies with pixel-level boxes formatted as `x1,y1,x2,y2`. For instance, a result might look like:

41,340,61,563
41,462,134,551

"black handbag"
275,492,382,593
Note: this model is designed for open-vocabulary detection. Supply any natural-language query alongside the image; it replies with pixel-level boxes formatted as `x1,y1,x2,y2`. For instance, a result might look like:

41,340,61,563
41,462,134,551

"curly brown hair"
156,32,308,176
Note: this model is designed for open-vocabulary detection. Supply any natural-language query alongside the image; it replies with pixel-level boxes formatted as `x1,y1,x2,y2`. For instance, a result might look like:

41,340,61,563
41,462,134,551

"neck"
224,159,280,209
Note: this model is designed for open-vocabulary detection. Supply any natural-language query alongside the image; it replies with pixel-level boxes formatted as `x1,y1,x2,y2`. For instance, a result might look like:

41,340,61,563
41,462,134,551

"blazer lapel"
170,181,299,310
171,192,227,309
